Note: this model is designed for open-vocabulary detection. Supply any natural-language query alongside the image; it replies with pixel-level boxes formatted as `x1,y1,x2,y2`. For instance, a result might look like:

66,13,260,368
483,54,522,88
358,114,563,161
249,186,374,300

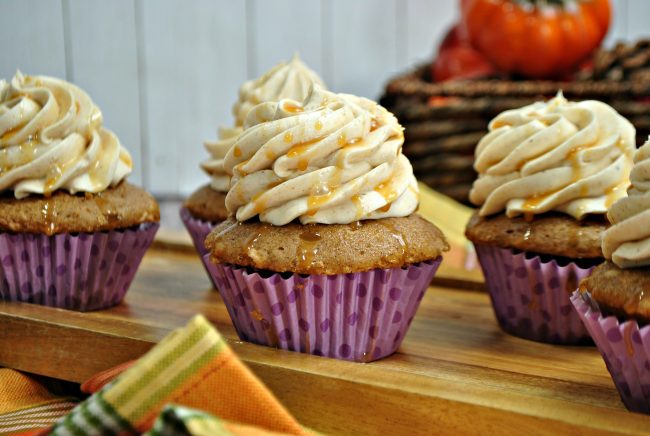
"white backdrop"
1,0,648,197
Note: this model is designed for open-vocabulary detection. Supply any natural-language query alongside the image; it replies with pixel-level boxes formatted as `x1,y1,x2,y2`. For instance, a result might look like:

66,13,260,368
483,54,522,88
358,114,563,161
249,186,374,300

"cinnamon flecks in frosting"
201,55,326,193
0,72,132,199
223,85,419,226
469,92,636,220
602,138,650,268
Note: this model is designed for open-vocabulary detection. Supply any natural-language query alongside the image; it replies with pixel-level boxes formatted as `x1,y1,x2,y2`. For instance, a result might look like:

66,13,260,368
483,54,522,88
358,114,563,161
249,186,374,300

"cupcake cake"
465,92,636,344
573,138,650,413
204,85,448,362
0,72,159,311
181,55,326,283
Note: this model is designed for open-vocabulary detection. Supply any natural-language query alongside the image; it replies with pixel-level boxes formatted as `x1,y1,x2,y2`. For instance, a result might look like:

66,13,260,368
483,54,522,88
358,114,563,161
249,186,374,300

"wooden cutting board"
1,240,649,435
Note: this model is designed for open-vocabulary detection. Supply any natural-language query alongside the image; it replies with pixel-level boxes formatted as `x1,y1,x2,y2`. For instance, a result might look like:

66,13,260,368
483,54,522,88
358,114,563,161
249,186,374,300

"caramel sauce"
307,190,335,211
283,102,304,114
252,193,267,214
265,149,276,160
233,146,242,158
370,119,379,132
245,232,262,256
284,132,294,144
378,203,391,213
296,227,321,271
94,192,119,227
287,136,323,158
351,194,363,219
41,200,57,235
349,220,363,231
376,220,407,264
234,158,251,177
315,120,323,131
604,182,626,209
374,179,398,203
120,153,132,167
44,163,63,194
0,123,26,144
297,159,308,171
337,133,346,146
251,309,264,321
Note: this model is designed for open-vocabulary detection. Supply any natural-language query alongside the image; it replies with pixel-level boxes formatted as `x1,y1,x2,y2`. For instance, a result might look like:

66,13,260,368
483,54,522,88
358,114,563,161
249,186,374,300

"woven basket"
381,58,650,205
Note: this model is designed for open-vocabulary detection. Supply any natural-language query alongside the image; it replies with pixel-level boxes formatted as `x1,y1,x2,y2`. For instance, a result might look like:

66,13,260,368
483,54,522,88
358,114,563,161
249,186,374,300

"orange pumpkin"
461,0,611,79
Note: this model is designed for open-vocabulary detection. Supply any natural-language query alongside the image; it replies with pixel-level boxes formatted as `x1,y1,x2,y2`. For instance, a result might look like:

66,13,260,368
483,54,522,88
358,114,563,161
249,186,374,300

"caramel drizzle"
296,227,321,271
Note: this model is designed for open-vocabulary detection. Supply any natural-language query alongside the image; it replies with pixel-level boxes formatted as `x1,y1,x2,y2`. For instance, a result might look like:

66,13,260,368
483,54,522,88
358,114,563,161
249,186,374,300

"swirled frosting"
223,85,419,226
0,72,132,199
603,139,650,268
202,55,326,192
469,92,636,219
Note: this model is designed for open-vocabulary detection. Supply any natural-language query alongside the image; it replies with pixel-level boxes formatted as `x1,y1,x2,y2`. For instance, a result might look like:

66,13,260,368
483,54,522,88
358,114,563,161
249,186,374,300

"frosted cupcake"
0,72,159,311
573,138,650,413
181,55,326,284
465,92,635,344
204,86,448,362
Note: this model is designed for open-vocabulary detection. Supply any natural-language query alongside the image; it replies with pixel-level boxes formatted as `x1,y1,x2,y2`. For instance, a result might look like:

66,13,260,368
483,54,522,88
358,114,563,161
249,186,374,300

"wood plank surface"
1,246,649,434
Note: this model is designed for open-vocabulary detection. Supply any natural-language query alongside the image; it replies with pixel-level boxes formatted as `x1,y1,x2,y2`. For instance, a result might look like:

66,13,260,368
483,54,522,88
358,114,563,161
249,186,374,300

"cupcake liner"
474,244,594,344
0,222,159,311
572,291,650,414
203,255,442,362
180,207,218,288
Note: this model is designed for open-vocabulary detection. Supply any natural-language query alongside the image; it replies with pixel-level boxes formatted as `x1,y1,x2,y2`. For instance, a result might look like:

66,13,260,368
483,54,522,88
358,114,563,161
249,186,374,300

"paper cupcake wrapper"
572,291,650,413
180,207,218,288
203,256,442,362
0,222,159,311
474,244,593,344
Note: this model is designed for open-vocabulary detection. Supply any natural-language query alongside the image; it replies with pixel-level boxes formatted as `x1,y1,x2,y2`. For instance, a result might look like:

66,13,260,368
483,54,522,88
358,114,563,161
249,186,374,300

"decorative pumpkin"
432,24,497,82
461,0,611,79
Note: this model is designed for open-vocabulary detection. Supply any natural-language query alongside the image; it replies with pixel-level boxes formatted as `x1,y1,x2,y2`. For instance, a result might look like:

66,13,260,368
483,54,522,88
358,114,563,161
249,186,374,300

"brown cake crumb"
184,184,229,223
465,211,606,259
0,182,159,235
205,214,448,275
580,261,650,325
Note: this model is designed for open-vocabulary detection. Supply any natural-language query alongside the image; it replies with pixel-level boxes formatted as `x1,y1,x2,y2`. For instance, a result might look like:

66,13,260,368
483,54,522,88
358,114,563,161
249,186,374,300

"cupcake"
465,92,636,344
181,55,326,284
0,72,159,311
573,138,650,413
204,85,448,362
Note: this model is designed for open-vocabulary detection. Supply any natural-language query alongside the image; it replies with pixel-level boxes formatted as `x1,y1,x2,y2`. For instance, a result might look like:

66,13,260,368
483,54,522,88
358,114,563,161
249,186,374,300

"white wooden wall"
1,0,649,197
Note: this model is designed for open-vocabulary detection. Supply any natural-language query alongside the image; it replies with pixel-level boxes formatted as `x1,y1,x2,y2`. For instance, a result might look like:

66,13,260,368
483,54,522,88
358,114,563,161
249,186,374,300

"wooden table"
1,235,649,435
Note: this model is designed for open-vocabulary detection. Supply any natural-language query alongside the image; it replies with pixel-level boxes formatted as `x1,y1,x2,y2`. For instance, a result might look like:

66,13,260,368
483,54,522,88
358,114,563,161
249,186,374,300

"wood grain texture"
0,0,67,79
65,0,143,186
1,246,649,434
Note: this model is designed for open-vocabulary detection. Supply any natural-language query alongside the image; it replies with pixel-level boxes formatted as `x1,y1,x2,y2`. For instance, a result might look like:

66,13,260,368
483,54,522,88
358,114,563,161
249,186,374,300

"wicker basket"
381,44,650,204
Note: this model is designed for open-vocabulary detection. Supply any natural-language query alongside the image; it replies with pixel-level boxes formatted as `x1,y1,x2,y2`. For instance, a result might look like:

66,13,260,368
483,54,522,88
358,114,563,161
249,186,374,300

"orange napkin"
50,314,306,435
0,369,77,435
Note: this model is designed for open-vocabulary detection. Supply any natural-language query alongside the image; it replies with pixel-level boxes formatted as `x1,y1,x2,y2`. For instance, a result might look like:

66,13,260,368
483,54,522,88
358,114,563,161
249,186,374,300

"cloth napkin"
1,314,306,435
50,314,305,435
0,370,77,435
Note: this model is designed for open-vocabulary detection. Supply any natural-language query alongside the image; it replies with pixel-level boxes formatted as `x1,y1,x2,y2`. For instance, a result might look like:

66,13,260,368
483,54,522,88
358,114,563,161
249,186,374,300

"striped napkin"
49,314,305,435
0,370,77,435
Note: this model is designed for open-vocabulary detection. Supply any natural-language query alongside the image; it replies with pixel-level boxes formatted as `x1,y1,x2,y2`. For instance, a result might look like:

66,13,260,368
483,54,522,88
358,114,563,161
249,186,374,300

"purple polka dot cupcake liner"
180,207,218,288
203,255,442,362
474,244,593,344
0,222,159,311
572,290,650,414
